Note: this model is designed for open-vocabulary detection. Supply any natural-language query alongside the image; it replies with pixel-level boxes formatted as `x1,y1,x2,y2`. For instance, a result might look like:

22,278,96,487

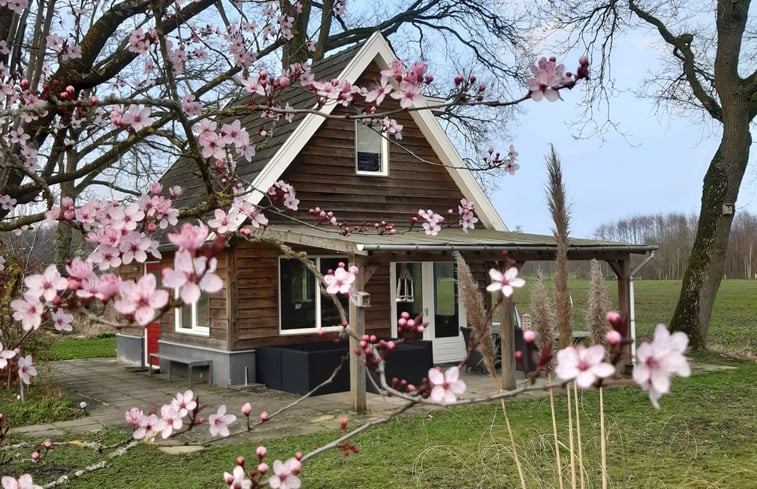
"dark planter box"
256,341,350,395
256,340,433,396
368,340,433,393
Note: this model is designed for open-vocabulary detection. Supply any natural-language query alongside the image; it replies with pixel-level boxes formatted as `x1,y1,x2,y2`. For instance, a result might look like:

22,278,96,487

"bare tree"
541,0,757,349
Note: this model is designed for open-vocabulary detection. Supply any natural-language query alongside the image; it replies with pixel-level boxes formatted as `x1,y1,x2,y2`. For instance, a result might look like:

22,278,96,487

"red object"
145,262,161,367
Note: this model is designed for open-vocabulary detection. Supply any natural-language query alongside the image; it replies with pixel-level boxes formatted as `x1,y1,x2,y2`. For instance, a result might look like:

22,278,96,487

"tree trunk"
670,107,752,349
280,0,312,67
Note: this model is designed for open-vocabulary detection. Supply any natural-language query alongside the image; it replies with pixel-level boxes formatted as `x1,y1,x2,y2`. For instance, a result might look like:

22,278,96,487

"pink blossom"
417,209,444,236
0,342,17,369
174,389,197,416
119,231,154,265
61,44,81,61
4,0,28,14
208,208,242,234
364,79,393,106
160,403,183,438
458,199,478,233
133,413,165,441
120,105,153,131
268,458,302,489
486,267,525,297
0,194,17,211
223,465,252,489
24,264,67,302
633,324,690,409
381,117,403,139
527,57,572,102
208,404,236,437
1,474,42,489
380,60,405,83
114,274,169,325
11,294,44,331
268,181,299,211
428,366,466,404
125,407,144,427
50,309,74,332
66,258,94,284
323,263,357,295
167,222,209,251
18,355,37,385
555,345,615,388
163,250,223,304
234,200,269,228
47,34,65,51
95,273,120,302
128,29,150,53
390,81,424,109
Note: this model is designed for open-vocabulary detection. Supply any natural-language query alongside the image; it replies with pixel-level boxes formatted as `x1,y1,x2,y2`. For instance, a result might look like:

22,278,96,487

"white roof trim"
246,31,507,231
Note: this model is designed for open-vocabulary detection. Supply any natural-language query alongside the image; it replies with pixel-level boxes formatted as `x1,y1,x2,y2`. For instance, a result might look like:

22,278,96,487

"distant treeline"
522,211,757,280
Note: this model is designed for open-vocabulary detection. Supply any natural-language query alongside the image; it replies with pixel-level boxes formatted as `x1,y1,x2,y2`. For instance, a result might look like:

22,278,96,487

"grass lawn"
39,334,117,361
516,278,757,358
9,362,756,488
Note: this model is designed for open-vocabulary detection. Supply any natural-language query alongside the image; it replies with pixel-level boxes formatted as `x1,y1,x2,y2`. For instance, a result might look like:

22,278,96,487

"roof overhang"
262,225,657,262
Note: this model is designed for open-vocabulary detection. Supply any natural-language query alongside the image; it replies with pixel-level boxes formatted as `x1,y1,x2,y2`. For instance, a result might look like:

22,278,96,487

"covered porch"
265,225,656,412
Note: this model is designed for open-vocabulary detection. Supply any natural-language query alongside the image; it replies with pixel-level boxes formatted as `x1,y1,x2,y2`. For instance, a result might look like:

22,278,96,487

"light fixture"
396,263,414,302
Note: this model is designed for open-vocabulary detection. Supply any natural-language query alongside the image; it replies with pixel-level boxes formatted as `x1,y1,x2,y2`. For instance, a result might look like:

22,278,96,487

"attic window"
355,121,388,176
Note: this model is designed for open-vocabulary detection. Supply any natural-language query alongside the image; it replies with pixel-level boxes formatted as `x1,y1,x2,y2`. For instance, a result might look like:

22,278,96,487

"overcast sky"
488,29,757,239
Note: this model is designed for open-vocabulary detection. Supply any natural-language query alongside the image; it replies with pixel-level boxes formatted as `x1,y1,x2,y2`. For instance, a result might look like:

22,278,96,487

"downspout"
629,250,656,363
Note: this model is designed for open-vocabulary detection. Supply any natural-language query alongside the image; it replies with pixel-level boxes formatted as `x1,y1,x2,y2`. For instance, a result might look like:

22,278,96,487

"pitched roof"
161,32,506,230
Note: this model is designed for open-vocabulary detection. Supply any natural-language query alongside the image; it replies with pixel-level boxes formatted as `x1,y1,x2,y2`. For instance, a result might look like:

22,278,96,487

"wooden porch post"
499,295,516,390
607,258,631,320
349,254,367,413
607,257,632,370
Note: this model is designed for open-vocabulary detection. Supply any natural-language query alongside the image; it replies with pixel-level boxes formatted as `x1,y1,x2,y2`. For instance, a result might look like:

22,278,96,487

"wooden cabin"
116,33,654,391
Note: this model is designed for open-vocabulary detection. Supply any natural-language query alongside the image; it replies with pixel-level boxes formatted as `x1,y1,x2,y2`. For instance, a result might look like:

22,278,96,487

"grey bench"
148,353,212,387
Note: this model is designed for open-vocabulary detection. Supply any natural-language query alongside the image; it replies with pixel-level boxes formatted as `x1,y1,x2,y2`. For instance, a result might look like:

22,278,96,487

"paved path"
12,358,515,446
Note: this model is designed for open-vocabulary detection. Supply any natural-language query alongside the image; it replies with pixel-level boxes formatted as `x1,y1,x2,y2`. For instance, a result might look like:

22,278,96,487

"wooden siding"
230,240,391,350
268,64,469,227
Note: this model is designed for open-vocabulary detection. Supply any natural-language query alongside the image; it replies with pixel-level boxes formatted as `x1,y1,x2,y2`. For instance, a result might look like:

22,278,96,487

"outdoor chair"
460,326,501,375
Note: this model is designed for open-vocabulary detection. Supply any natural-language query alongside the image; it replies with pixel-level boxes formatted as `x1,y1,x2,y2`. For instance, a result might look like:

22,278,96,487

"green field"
515,278,756,358
39,334,117,361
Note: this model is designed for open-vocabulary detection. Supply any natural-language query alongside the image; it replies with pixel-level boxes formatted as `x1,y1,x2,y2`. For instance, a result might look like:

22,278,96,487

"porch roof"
263,225,657,261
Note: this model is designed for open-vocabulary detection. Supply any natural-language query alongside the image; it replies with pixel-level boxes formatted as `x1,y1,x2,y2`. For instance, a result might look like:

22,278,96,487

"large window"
279,257,349,334
355,121,389,176
175,291,210,336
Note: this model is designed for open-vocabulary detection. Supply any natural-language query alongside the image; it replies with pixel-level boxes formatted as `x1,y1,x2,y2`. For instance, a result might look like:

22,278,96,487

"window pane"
196,293,209,328
320,258,348,327
280,259,315,330
180,304,192,329
434,262,458,338
356,123,383,172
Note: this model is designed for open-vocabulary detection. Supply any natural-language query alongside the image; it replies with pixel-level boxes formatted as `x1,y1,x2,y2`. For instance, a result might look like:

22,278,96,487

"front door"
391,262,464,364
145,261,161,368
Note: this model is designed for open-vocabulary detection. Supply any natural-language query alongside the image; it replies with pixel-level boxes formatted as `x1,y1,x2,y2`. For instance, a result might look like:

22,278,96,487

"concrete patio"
13,358,529,445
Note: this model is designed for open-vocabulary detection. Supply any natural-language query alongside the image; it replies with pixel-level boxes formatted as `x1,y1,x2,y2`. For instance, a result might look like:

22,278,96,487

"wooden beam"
349,254,367,413
499,295,516,390
607,257,632,372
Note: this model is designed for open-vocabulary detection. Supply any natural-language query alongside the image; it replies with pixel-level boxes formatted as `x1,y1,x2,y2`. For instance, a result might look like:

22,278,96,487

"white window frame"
278,256,349,335
355,120,389,176
174,290,211,336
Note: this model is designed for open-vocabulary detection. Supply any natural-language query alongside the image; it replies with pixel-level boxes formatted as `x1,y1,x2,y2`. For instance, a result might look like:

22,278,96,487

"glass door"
391,262,464,363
